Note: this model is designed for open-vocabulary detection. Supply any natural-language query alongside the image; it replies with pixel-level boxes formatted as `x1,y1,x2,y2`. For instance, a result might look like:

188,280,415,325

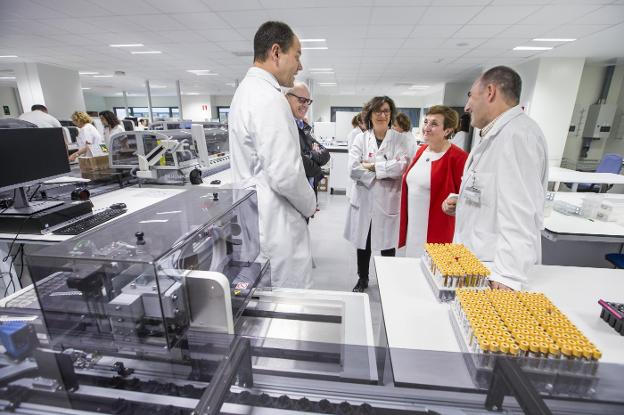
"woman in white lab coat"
393,112,418,159
99,110,125,148
69,111,103,161
344,96,411,292
346,113,366,198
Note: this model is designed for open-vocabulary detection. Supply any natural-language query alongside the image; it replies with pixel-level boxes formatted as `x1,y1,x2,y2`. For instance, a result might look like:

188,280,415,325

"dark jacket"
298,121,330,184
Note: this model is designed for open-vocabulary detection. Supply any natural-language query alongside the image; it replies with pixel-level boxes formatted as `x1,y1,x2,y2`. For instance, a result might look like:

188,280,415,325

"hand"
69,153,77,162
442,196,457,216
489,280,513,290
312,142,320,152
361,162,375,172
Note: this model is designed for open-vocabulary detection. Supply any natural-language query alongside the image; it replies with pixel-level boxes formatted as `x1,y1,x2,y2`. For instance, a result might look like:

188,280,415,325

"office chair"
576,153,623,192
605,253,624,269
0,118,37,128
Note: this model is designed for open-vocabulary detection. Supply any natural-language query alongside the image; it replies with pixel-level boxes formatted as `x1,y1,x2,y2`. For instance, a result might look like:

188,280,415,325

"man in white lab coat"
18,104,62,128
443,66,548,291
228,21,317,289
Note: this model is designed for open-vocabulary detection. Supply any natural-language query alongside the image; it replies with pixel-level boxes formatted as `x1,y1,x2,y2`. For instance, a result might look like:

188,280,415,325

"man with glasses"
286,82,330,209
229,21,317,289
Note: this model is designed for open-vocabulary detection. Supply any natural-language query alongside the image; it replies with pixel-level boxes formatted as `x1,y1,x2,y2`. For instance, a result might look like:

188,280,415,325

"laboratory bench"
549,166,624,192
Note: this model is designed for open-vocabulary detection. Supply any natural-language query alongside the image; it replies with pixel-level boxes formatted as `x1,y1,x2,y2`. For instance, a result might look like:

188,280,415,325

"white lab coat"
228,67,316,289
345,127,362,198
103,124,125,147
77,123,102,148
454,106,548,290
17,110,62,128
400,130,418,159
344,129,410,251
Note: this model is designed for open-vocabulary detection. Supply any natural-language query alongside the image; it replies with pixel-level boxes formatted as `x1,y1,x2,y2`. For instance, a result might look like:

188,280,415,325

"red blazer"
398,144,468,248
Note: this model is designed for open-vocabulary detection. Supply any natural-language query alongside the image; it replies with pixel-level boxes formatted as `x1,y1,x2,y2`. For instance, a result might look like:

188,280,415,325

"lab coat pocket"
349,183,362,207
476,172,494,209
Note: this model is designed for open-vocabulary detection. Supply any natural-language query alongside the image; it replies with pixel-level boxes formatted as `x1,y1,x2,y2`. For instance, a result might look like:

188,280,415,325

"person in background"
69,111,102,161
344,96,411,292
286,82,330,208
137,118,149,130
346,113,366,198
442,66,548,291
393,112,418,158
398,106,468,257
228,21,316,289
452,112,471,152
17,104,61,128
99,110,125,147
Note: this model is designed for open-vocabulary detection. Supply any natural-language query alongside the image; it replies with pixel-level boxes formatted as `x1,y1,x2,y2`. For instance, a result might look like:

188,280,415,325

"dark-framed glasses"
287,93,313,105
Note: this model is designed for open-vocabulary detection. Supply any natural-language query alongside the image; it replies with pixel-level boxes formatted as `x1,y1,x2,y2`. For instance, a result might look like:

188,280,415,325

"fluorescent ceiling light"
300,39,326,42
110,43,144,47
0,55,18,58
79,71,99,75
533,38,575,42
81,87,91,90
302,47,328,50
131,50,161,54
187,69,217,76
93,75,113,78
0,76,16,80
150,85,167,88
409,85,430,89
513,46,553,51
184,92,200,95
318,82,337,86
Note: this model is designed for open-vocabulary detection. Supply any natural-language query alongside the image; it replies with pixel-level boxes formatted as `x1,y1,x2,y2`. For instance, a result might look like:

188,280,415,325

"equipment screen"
0,128,70,190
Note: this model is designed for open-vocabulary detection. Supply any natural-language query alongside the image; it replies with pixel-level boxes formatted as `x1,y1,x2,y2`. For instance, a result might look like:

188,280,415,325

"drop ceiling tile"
89,16,148,34
1,0,68,19
409,25,462,38
144,0,212,13
439,38,487,49
453,25,508,38
133,14,191,31
496,25,550,38
88,0,154,15
518,5,602,26
369,7,426,25
31,0,113,17
419,7,482,25
541,24,611,38
570,6,624,25
217,10,271,28
365,25,415,38
197,29,245,42
206,0,263,11
469,5,542,25
170,12,230,29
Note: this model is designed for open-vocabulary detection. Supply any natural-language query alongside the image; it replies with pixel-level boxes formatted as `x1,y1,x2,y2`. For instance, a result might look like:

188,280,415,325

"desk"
375,256,624,395
549,166,624,192
325,145,349,194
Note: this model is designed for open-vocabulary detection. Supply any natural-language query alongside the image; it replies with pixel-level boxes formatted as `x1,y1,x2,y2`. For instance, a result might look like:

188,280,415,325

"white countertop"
549,166,624,186
375,256,624,365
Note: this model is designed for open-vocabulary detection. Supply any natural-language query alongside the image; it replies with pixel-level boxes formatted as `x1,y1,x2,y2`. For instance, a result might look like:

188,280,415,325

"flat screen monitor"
59,120,74,127
0,128,70,212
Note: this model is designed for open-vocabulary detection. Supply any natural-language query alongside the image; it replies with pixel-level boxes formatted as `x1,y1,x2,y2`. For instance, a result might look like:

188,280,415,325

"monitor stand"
1,187,63,216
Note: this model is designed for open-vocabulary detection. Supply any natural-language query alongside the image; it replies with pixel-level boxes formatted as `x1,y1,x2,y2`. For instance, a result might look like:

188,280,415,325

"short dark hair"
394,112,411,132
458,112,470,133
254,21,296,63
99,110,120,128
31,104,47,112
363,96,396,129
480,66,522,105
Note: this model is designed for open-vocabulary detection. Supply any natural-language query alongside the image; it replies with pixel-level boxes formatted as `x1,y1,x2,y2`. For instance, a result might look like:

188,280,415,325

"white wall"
313,94,423,122
180,94,212,121
420,87,446,108
36,63,85,119
0,86,20,119
84,94,107,112
514,59,541,112
211,95,233,121
443,81,472,107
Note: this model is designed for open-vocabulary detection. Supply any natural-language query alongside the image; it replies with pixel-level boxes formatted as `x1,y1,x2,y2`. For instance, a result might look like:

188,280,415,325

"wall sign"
2,106,9,115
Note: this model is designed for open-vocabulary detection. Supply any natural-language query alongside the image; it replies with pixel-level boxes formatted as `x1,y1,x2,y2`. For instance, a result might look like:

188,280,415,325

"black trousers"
356,224,395,281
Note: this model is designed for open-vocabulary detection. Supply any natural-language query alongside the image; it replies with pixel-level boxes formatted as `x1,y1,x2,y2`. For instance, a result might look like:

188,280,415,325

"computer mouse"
210,180,221,185
110,202,127,210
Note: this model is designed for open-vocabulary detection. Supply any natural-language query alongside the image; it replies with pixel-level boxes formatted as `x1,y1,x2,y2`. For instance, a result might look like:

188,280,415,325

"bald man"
285,82,330,201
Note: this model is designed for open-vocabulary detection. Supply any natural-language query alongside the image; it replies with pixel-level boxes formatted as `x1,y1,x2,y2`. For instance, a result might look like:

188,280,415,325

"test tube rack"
449,291,600,397
598,300,624,335
420,257,488,302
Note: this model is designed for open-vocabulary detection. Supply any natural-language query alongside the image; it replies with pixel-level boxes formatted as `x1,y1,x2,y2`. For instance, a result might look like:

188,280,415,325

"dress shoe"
352,278,368,292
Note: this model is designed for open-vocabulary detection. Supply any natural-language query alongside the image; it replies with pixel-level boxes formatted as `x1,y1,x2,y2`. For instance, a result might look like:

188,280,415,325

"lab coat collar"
246,66,282,92
481,105,523,140
367,129,390,150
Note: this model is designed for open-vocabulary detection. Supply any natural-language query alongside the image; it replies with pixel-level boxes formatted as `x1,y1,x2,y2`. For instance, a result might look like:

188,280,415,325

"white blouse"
77,123,102,148
405,147,447,258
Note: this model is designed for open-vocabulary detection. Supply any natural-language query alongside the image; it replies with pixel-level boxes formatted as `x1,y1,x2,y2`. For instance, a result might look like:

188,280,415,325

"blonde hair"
71,111,92,126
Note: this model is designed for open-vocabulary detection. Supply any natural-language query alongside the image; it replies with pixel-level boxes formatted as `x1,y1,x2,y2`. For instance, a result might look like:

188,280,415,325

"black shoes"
352,278,368,293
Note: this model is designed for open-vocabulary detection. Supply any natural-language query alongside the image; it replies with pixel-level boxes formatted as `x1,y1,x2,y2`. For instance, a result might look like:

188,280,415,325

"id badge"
464,186,482,206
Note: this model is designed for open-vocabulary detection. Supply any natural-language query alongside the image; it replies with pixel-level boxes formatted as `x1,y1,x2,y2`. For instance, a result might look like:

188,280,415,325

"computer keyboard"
53,208,127,235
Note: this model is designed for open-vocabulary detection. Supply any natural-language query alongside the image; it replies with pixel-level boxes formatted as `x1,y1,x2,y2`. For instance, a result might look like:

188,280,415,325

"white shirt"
103,124,125,147
17,110,62,128
454,106,548,290
405,147,447,258
228,67,316,289
77,123,103,148
452,131,469,152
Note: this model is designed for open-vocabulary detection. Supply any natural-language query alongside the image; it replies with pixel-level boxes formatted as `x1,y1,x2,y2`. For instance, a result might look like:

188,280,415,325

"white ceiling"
0,0,623,97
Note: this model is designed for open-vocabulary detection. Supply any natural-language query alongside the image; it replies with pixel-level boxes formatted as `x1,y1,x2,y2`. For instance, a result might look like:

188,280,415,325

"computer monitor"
122,119,135,131
59,120,74,127
0,128,70,214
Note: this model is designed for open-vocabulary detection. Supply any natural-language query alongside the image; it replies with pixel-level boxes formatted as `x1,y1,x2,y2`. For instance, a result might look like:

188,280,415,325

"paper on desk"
44,176,90,184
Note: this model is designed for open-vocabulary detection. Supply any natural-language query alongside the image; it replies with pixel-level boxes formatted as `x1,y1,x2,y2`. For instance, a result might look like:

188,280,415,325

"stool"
605,253,624,269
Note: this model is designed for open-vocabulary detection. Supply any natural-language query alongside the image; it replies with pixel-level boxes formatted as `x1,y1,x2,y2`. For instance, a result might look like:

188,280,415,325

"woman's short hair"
98,110,120,128
394,112,411,132
71,111,92,126
426,105,459,138
363,96,396,129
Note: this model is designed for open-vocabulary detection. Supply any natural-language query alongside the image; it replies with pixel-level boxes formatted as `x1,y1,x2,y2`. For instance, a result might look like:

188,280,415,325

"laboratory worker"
443,66,548,291
228,21,316,289
69,111,103,161
344,96,411,292
18,104,62,128
345,113,365,199
99,110,125,148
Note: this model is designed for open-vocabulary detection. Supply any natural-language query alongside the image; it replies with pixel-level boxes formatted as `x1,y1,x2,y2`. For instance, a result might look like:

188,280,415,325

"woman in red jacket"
398,106,468,257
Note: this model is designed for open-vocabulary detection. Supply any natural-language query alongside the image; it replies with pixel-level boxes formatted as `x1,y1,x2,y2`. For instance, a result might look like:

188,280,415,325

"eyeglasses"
373,109,391,116
287,93,313,105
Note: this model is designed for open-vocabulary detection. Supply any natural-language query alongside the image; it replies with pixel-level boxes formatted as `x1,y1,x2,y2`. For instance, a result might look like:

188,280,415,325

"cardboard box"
79,155,109,172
